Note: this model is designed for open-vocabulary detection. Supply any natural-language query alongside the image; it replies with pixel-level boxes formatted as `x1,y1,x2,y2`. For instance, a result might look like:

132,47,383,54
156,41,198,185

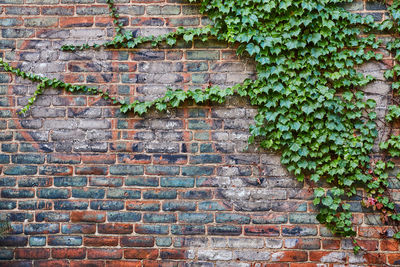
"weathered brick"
143,213,176,223
135,224,169,235
36,212,70,222
125,177,159,187
178,213,213,224
124,249,158,260
15,248,50,259
143,190,177,199
37,188,70,199
110,165,144,175
54,200,89,210
171,225,205,235
91,200,124,210
98,223,133,234
107,212,141,222
0,236,28,247
162,201,196,211
88,248,123,259
84,236,119,247
72,188,105,199
208,225,242,236
3,165,37,175
120,236,154,247
52,248,86,259
160,177,194,187
25,223,59,235
29,236,46,247
54,176,87,187
1,188,34,198
48,235,82,246
62,224,96,234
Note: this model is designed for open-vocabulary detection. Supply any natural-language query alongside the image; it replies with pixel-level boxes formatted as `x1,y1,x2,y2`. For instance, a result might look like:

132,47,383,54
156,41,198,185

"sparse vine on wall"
1,0,400,253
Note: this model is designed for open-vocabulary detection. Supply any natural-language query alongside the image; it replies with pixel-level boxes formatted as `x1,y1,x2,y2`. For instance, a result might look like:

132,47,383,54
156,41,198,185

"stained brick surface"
0,0,398,265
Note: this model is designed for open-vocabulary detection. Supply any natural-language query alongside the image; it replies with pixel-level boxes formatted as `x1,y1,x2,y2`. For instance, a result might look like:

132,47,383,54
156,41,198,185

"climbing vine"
1,0,400,253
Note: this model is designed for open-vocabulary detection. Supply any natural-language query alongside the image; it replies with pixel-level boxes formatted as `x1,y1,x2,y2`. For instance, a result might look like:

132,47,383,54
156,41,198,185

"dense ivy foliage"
1,0,400,249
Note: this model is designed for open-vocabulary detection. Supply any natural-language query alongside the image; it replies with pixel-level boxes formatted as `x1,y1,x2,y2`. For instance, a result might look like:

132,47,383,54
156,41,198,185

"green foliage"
1,0,400,241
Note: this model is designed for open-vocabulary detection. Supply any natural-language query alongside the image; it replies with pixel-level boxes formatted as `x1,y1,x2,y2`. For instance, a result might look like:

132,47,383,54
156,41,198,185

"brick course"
0,0,398,265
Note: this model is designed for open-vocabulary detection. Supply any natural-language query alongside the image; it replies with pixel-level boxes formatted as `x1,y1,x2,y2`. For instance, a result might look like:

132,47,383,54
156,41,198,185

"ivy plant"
1,0,400,253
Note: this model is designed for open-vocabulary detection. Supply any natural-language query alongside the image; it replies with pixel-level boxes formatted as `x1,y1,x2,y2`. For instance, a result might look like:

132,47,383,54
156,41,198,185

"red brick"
75,166,108,175
380,239,399,251
98,223,133,234
159,249,187,260
34,260,69,267
88,248,123,259
52,248,86,259
84,236,119,247
70,260,104,267
81,154,116,164
321,239,340,250
61,224,96,234
357,239,378,251
271,251,307,262
106,261,141,267
309,251,346,262
120,236,154,247
15,248,50,259
124,249,158,260
244,225,280,236
358,226,387,238
71,211,106,223
388,253,400,265
142,261,187,267
60,17,93,28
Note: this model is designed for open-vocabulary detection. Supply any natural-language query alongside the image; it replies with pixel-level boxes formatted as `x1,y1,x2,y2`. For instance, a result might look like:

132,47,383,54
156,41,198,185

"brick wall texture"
0,0,399,266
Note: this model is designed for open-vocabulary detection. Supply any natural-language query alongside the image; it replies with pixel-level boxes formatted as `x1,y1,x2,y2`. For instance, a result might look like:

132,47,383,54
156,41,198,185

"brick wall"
0,0,399,266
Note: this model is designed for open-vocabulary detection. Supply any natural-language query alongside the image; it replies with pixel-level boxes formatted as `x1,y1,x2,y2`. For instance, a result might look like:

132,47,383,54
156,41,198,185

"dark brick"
91,200,124,210
1,189,34,198
125,177,159,187
107,212,141,222
109,165,144,175
126,201,160,211
171,225,205,235
120,236,154,247
143,213,176,223
19,200,52,210
182,166,214,176
160,177,195,188
61,224,96,234
25,223,59,235
48,236,82,246
145,165,180,176
106,189,141,199
72,188,105,199
18,177,51,187
0,236,28,247
39,166,72,176
0,200,16,209
4,165,37,175
135,224,169,235
36,212,70,222
143,190,177,199
54,177,87,187
37,188,70,199
208,225,242,236
178,213,213,224
162,201,196,211
54,200,89,210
